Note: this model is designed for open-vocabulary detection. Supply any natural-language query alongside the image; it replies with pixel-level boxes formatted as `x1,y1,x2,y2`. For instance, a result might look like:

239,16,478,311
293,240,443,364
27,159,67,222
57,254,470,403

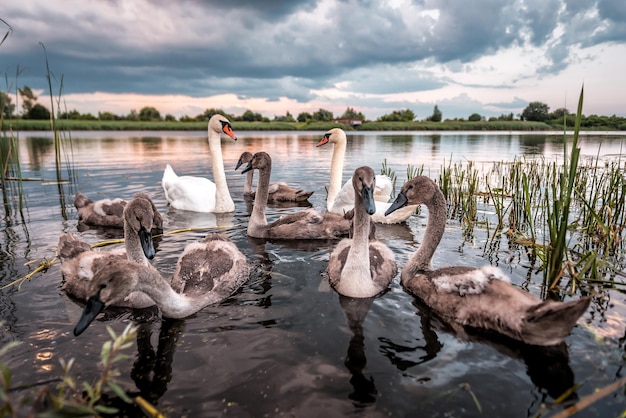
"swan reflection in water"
131,319,186,404
379,297,579,409
337,295,379,405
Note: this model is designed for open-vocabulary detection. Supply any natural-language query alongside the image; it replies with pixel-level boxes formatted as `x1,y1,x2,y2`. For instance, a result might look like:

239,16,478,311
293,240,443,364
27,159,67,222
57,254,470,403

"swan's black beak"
235,156,246,170
73,287,106,336
385,191,408,216
361,184,376,215
241,161,253,174
139,227,155,260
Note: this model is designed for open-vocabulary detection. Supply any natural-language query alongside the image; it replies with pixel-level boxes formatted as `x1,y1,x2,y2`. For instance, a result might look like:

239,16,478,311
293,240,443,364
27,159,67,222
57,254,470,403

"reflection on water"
1,131,625,416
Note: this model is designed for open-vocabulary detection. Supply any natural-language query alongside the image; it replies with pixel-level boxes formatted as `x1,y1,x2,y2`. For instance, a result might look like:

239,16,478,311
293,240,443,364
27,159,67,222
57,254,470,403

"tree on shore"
0,91,14,118
426,105,442,122
18,85,36,116
521,102,550,122
138,106,162,121
312,108,333,121
378,109,415,122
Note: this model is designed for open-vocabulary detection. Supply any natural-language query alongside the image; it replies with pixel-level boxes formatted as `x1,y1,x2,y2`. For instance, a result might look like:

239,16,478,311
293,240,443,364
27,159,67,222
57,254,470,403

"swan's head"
209,114,237,140
385,176,438,216
235,151,253,170
73,259,144,336
316,127,346,147
241,151,271,174
353,166,376,215
124,195,157,260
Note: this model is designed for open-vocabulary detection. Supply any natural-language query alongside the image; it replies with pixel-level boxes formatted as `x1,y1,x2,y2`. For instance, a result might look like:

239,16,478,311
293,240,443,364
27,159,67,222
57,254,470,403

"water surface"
1,130,625,417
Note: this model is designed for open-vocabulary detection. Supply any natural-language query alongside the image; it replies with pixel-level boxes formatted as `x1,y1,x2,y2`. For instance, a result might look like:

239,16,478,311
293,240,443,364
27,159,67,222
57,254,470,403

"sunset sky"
2,0,625,121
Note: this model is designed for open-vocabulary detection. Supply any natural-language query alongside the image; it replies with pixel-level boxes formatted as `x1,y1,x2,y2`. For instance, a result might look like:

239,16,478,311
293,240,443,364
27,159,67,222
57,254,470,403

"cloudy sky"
2,0,625,121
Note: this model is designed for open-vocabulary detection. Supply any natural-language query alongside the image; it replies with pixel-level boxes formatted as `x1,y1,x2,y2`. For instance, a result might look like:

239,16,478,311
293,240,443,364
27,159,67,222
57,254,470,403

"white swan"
73,233,250,336
327,166,397,298
316,128,417,224
162,114,237,213
385,176,592,346
59,192,160,310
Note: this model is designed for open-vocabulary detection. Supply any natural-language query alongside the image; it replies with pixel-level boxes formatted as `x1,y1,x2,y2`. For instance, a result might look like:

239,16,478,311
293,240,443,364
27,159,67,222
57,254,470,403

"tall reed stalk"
543,87,583,289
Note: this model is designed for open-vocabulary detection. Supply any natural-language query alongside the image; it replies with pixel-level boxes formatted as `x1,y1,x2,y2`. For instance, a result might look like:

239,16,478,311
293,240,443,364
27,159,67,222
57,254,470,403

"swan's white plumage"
162,114,237,213
317,128,417,224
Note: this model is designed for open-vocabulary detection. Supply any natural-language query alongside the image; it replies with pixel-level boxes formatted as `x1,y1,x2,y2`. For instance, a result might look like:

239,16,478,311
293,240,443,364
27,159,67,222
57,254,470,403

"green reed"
429,87,626,289
380,158,397,197
0,323,157,417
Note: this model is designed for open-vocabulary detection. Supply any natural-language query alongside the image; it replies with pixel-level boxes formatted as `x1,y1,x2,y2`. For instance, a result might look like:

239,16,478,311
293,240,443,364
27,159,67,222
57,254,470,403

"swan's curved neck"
124,227,148,266
249,162,270,236
243,170,254,194
405,191,447,275
342,189,371,279
135,267,225,318
208,130,234,212
352,191,370,253
328,139,346,211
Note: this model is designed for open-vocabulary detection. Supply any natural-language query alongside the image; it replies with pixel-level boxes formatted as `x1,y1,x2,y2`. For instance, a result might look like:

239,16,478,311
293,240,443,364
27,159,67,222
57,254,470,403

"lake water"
1,130,626,417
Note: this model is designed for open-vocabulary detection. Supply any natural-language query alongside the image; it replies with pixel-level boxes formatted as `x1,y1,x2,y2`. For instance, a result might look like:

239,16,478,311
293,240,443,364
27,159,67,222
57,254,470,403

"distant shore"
0,119,603,132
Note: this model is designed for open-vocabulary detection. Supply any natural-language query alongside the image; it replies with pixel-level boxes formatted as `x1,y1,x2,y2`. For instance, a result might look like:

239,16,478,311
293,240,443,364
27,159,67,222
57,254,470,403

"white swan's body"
73,233,250,335
385,176,592,346
241,152,351,240
327,166,397,298
59,193,160,309
317,128,417,224
162,114,237,213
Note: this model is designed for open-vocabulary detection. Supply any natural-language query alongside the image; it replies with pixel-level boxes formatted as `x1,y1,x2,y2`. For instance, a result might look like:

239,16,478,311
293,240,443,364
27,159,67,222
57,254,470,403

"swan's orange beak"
223,125,237,140
316,134,330,147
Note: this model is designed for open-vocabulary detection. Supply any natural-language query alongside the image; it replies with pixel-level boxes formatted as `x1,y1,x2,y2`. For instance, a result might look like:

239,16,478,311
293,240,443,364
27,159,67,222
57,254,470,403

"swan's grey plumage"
235,151,314,202
161,114,237,213
74,191,163,232
60,192,159,309
73,233,250,336
385,175,591,346
327,166,397,298
241,152,351,239
316,128,418,224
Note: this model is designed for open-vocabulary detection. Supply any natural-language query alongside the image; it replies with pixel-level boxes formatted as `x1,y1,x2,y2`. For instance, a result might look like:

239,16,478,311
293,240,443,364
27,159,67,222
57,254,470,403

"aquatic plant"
0,323,155,417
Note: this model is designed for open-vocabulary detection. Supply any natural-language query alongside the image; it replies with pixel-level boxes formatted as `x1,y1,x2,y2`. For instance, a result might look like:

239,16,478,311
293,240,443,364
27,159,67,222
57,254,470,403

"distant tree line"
2,86,625,130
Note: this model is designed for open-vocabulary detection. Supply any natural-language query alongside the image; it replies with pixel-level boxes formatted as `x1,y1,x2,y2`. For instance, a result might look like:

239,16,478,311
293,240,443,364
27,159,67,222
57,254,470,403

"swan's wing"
162,175,217,211
374,174,393,203
268,183,314,202
171,234,249,299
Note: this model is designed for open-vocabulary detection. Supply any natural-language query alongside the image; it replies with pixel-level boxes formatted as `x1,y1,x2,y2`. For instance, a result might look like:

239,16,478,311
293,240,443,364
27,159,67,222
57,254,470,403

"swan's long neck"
249,163,270,235
342,188,371,283
124,226,148,266
328,139,346,211
243,170,254,194
208,131,235,212
135,267,226,318
404,190,446,276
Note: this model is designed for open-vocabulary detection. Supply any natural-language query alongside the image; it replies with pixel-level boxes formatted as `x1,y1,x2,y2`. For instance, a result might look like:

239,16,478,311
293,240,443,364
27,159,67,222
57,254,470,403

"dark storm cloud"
1,0,625,105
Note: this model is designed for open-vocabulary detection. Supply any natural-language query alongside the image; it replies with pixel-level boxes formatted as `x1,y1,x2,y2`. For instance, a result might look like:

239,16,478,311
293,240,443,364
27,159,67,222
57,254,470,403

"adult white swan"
162,114,237,213
316,128,417,224
385,176,592,346
327,166,397,298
